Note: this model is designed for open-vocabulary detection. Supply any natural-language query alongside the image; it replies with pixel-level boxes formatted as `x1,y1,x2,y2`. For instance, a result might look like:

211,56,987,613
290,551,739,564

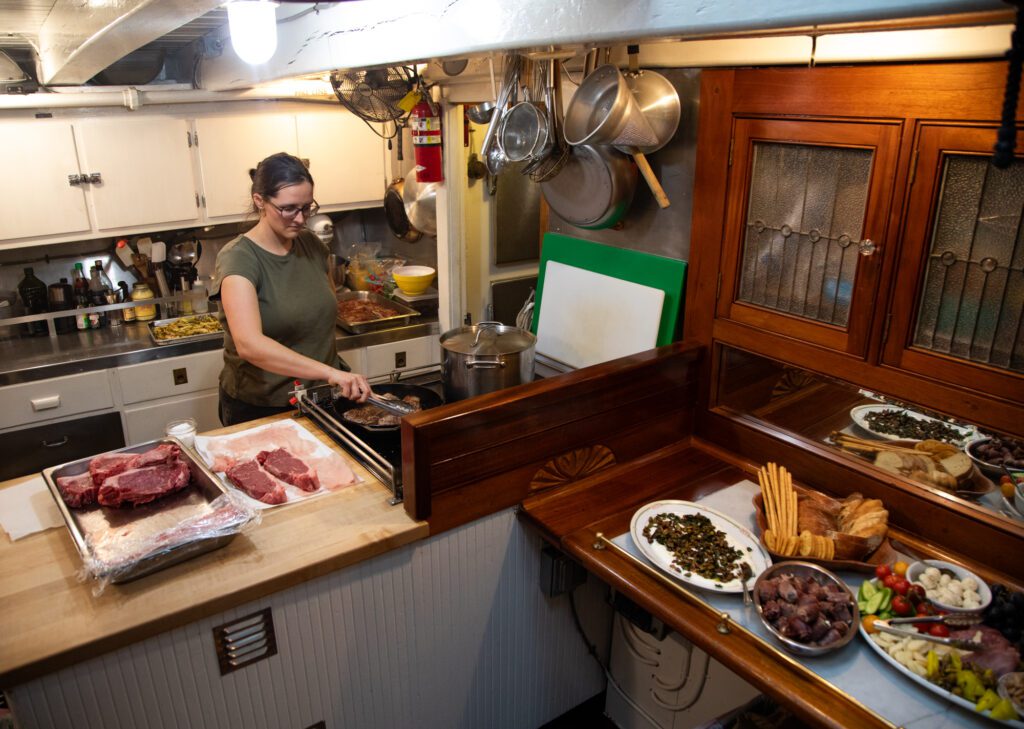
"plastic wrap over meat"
78,492,260,594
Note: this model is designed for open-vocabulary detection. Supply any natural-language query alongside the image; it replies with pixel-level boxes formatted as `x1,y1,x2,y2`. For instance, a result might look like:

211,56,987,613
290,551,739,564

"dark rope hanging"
993,2,1024,168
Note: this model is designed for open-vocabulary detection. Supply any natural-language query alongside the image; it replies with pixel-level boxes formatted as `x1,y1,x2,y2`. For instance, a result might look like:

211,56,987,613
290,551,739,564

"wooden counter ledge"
0,413,428,687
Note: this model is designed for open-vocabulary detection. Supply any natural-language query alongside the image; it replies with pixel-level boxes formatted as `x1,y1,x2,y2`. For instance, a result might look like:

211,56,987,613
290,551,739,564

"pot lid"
442,323,535,356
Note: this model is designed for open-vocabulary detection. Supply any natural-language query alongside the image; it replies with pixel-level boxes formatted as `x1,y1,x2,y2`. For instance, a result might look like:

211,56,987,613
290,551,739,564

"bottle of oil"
17,267,48,336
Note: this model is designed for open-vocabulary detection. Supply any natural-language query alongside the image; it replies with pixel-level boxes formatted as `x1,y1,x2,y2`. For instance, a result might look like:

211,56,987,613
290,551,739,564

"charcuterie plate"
630,500,771,593
859,623,1024,727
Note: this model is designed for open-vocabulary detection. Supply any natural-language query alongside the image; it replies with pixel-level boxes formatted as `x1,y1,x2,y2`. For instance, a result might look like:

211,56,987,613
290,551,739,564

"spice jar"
131,282,157,321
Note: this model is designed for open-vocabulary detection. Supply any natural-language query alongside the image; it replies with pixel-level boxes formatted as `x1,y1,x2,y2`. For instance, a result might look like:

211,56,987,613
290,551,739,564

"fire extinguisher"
410,98,443,183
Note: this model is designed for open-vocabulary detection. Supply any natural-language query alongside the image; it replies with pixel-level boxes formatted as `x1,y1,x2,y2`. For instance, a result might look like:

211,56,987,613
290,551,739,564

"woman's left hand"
328,370,371,402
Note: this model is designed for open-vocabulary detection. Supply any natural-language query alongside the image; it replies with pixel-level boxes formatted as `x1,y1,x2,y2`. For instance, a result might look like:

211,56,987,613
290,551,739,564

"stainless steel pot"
440,321,536,401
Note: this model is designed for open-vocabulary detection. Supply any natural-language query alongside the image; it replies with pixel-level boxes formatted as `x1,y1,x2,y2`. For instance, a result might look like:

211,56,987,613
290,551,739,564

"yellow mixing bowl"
392,265,435,296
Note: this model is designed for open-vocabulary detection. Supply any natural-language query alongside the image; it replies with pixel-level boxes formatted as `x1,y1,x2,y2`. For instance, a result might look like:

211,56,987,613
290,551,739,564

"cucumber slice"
864,590,886,615
859,580,878,602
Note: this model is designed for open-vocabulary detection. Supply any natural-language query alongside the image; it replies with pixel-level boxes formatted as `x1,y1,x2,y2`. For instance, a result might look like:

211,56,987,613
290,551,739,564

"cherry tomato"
875,564,892,580
892,595,914,616
893,560,910,577
862,615,882,634
882,574,901,590
893,578,911,596
928,623,951,638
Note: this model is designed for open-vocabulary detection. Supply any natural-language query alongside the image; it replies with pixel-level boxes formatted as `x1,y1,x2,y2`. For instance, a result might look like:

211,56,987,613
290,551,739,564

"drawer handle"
30,395,61,411
42,436,69,448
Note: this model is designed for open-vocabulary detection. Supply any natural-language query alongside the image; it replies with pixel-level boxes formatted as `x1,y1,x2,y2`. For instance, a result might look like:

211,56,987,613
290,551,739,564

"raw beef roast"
88,443,181,485
97,460,191,507
55,471,99,508
225,460,287,505
256,448,319,492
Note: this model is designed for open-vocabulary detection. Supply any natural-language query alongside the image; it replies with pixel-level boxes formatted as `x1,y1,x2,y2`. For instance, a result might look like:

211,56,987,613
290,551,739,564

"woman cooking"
211,152,370,426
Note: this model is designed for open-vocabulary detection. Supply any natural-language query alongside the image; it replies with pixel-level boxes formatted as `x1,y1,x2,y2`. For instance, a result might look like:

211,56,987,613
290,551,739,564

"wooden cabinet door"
0,120,91,243
296,111,385,208
76,118,199,231
717,118,901,357
194,114,298,219
882,124,1024,398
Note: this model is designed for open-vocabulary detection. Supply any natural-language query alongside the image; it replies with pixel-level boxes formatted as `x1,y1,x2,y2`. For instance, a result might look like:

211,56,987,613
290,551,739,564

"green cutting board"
532,233,687,346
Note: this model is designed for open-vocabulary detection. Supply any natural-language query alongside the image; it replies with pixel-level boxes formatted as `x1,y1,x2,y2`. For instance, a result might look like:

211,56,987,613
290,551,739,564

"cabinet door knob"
858,238,877,257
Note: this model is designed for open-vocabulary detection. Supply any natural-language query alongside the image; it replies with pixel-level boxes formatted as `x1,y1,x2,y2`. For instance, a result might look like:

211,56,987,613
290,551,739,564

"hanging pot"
540,144,637,229
384,178,423,242
402,173,439,237
440,321,536,402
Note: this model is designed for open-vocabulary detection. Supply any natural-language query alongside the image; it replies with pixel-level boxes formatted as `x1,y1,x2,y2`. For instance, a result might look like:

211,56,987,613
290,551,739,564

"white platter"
849,404,975,445
630,500,772,593
859,624,1024,727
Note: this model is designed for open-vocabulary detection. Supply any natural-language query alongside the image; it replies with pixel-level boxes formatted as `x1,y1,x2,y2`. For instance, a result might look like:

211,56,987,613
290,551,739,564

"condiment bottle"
118,282,136,322
17,267,48,337
47,278,75,334
131,282,157,321
87,265,108,328
72,262,91,330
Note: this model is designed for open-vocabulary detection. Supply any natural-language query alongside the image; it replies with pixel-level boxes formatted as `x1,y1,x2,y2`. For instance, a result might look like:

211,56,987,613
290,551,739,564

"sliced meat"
226,460,287,505
88,443,181,485
97,460,192,508
954,626,1022,677
55,471,99,508
256,448,319,492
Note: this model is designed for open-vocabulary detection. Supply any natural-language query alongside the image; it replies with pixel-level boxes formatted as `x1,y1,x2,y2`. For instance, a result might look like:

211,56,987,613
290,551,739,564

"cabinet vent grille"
212,607,278,675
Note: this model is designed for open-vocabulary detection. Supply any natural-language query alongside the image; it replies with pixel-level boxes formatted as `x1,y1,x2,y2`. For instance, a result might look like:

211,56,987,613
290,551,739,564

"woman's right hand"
328,370,371,402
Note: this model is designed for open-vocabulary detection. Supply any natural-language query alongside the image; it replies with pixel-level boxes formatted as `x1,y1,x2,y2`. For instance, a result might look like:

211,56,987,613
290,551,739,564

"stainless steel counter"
0,319,441,387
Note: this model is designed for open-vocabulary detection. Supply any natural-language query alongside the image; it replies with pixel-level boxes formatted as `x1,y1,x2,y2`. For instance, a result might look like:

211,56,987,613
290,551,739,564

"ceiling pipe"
0,86,336,111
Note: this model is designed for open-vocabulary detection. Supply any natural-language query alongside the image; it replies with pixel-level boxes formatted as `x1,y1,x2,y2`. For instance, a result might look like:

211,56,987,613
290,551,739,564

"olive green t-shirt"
211,231,338,407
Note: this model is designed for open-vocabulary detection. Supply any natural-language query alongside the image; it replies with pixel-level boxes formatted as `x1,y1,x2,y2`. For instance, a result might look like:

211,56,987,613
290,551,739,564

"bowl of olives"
966,435,1024,479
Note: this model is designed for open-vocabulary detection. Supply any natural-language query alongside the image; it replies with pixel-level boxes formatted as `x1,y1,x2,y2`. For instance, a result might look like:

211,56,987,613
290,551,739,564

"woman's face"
255,181,315,241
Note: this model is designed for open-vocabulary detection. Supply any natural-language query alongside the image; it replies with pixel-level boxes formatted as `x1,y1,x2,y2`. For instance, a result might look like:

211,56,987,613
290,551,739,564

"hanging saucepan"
540,144,637,229
330,382,443,433
440,321,536,402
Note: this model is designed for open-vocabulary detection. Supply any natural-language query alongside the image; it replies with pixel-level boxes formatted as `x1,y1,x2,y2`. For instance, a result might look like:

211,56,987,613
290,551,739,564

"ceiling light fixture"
227,1,280,65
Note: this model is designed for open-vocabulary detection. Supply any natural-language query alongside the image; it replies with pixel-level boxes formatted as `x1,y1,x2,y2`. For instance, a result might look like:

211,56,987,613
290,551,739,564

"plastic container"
131,282,157,321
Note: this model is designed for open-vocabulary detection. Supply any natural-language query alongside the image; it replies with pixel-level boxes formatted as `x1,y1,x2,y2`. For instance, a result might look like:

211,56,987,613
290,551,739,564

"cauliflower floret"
924,567,941,579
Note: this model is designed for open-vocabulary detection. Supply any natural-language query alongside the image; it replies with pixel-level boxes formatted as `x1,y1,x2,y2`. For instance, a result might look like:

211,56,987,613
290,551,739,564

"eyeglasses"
264,199,320,219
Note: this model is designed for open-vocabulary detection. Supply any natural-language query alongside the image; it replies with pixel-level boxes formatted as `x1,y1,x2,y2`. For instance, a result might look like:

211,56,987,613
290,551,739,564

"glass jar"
131,282,157,321
165,418,197,448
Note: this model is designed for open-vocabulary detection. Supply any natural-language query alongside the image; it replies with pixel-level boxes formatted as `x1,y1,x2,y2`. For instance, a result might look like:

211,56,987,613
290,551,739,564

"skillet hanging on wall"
384,127,423,242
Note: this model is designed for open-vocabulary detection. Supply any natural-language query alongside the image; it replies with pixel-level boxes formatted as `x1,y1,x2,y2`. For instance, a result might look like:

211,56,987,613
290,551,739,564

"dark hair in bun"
248,152,314,213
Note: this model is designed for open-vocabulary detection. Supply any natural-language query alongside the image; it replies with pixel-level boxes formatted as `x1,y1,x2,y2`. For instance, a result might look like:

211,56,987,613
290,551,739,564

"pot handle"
466,358,506,369
471,320,503,347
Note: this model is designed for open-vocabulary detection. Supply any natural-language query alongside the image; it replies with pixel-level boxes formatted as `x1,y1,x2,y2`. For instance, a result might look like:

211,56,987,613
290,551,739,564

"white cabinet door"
195,114,298,219
122,390,220,445
76,118,199,231
116,349,223,405
296,112,385,207
0,120,91,242
365,336,440,377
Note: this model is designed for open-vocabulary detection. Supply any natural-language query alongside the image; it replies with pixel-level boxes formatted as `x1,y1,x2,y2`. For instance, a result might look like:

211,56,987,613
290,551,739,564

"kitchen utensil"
440,321,536,402
482,55,523,175
741,562,754,606
563,64,671,208
889,613,983,627
466,101,495,125
905,559,993,613
499,88,547,163
540,144,637,229
871,621,984,650
136,236,153,259
384,177,423,242
328,382,443,433
528,59,570,183
402,173,439,237
367,393,418,417
622,69,681,155
535,261,664,369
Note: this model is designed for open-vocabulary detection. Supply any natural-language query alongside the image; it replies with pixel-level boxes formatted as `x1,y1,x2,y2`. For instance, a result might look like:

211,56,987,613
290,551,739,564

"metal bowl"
752,560,860,658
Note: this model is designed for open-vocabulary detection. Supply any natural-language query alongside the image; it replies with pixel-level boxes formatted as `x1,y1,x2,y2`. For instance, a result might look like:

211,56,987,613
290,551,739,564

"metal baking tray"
336,291,421,334
42,438,239,584
147,314,224,346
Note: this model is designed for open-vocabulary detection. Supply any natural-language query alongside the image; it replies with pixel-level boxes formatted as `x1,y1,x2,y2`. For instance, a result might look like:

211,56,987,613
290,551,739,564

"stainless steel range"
292,364,444,505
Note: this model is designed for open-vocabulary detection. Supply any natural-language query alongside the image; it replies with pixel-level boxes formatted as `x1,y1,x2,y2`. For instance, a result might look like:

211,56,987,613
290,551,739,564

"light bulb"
227,1,279,65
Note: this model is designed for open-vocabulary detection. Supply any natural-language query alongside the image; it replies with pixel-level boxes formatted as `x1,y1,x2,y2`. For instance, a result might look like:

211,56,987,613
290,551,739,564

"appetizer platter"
630,500,771,593
857,560,1023,725
751,461,898,572
849,404,975,446
148,314,223,345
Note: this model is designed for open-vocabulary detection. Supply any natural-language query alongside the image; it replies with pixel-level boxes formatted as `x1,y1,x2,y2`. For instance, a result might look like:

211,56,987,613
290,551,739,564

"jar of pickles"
131,282,157,321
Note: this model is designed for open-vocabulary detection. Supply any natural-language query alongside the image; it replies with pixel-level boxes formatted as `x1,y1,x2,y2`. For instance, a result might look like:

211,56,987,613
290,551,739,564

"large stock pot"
440,321,537,402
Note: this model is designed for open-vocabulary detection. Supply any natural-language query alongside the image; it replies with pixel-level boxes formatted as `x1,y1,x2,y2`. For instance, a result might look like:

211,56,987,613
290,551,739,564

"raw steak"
97,460,192,507
256,448,319,492
225,460,287,505
89,443,181,485
55,471,99,508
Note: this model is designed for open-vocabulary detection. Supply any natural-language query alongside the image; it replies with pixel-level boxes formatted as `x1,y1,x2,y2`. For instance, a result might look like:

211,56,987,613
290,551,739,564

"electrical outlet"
540,545,586,597
172,368,188,385
395,351,407,368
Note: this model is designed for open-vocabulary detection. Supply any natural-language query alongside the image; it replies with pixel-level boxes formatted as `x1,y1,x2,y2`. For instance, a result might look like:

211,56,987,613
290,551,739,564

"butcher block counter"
0,412,428,686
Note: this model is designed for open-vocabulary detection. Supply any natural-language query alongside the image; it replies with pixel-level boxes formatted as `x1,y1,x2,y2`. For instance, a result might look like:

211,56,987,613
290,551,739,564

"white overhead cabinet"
0,120,91,242
76,118,199,231
296,112,386,207
193,113,299,219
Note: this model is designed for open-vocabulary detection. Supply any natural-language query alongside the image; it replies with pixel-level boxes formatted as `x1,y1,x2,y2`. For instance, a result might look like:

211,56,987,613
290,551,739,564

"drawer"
0,411,124,481
117,349,223,405
0,370,114,431
365,336,439,377
122,390,220,445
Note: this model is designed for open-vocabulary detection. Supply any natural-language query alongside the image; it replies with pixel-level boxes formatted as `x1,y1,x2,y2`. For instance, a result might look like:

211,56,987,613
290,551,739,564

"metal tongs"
872,620,985,650
329,387,417,417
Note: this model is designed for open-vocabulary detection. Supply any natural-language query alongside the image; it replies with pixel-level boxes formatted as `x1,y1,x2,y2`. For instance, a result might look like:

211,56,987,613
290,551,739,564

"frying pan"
384,178,423,242
540,144,637,229
330,382,443,433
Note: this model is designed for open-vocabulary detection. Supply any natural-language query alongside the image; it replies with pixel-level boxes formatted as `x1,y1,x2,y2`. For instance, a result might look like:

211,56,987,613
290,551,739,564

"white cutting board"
535,261,665,369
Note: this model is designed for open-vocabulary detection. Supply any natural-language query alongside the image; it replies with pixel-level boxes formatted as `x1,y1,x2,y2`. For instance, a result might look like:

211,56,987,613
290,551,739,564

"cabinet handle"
858,238,877,257
68,174,84,186
85,172,102,184
30,394,61,411
41,436,69,448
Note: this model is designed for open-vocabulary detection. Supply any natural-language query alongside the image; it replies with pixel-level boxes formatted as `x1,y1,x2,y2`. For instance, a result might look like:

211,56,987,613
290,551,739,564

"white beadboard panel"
8,508,609,729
